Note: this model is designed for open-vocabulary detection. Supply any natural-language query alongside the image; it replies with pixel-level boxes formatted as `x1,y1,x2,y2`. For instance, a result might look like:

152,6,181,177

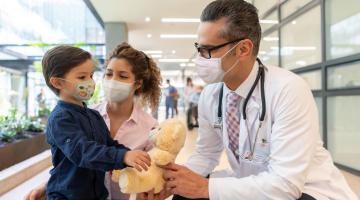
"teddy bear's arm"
111,170,122,183
152,149,176,166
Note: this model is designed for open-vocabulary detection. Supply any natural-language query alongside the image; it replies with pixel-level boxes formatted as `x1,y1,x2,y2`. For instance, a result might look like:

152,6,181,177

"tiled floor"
1,113,359,199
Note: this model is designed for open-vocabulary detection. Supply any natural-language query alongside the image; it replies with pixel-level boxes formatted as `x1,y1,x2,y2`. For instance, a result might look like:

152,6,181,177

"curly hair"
105,42,162,109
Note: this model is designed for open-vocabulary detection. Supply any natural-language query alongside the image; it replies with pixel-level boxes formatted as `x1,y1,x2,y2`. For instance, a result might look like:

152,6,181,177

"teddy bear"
111,118,187,196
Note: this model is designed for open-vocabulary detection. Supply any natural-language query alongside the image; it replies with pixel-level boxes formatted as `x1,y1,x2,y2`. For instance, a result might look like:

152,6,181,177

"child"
42,46,151,199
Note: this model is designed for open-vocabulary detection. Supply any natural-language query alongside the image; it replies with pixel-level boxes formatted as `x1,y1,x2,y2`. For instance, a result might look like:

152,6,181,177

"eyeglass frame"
194,38,245,59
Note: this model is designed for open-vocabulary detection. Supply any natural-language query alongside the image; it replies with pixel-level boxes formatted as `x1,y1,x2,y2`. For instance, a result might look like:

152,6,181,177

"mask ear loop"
221,41,243,78
220,41,242,60
52,77,74,95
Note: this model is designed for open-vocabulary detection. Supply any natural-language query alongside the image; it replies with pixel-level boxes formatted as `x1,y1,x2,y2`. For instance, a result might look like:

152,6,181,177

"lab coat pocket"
238,142,270,166
238,143,270,176
253,142,270,164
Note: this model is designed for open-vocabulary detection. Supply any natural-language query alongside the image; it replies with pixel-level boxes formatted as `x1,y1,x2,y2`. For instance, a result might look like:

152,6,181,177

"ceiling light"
292,21,297,25
260,20,279,24
161,18,200,23
187,63,196,67
296,60,307,66
143,50,163,54
271,46,316,51
147,34,152,38
259,51,267,55
159,58,190,63
180,63,187,67
150,54,162,58
160,70,182,76
263,37,279,41
160,34,197,39
172,50,176,54
145,17,151,22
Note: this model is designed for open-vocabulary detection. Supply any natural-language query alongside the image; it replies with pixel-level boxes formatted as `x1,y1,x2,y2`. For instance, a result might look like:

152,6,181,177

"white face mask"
194,42,241,84
102,79,133,103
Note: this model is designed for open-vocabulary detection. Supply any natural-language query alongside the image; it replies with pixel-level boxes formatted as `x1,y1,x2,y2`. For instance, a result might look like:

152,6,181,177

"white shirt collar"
223,60,260,99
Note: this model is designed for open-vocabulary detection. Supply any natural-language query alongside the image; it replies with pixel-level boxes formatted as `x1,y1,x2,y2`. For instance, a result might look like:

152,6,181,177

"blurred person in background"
187,85,203,130
164,79,178,119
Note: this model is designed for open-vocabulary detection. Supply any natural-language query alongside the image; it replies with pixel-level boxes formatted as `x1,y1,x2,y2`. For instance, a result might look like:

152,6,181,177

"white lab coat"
186,62,358,200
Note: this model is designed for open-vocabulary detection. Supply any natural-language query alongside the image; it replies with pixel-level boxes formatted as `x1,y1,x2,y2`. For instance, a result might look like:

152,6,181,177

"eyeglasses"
194,38,245,59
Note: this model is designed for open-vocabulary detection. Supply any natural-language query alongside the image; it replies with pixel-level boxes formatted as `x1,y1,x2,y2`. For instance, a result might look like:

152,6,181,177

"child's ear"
50,77,63,90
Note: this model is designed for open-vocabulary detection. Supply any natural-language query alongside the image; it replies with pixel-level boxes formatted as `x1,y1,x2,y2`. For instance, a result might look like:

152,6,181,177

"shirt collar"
58,100,87,113
99,101,140,124
223,60,260,99
128,103,140,124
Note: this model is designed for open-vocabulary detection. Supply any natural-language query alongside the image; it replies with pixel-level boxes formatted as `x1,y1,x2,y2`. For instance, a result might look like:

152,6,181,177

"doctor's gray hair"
201,0,262,56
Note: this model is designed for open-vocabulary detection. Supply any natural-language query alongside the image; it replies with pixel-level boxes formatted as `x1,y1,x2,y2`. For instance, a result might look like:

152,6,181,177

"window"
281,0,314,19
0,67,26,116
259,31,279,66
298,70,322,90
0,0,104,44
260,11,278,32
326,0,360,59
327,96,360,170
280,6,321,70
328,61,360,89
254,0,279,16
314,97,323,138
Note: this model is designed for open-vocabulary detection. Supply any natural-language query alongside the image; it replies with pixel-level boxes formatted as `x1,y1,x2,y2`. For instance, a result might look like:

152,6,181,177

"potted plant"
0,109,49,170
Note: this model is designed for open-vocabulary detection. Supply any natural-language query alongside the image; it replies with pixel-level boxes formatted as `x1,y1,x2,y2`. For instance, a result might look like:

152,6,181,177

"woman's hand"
24,182,47,200
124,150,151,172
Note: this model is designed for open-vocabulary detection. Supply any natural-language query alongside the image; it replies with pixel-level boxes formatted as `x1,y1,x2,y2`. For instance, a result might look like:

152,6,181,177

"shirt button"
66,139,71,143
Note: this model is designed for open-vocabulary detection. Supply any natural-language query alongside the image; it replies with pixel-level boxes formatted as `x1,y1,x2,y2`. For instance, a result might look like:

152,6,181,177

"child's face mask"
58,78,96,101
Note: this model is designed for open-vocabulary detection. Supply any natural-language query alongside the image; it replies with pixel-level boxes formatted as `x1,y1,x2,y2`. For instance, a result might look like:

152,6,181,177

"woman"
24,42,162,200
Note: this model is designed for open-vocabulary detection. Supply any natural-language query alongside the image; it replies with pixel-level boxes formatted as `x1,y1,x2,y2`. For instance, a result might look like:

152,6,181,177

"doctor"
147,0,357,200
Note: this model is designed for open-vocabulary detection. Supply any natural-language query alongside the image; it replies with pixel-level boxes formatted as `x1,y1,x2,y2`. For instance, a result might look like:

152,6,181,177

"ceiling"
90,0,214,71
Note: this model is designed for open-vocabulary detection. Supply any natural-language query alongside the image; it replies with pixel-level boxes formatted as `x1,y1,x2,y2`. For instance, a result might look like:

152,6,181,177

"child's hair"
105,42,162,109
42,46,92,95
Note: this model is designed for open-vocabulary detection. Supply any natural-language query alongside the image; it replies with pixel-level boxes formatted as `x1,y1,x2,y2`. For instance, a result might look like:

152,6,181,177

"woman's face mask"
102,79,133,103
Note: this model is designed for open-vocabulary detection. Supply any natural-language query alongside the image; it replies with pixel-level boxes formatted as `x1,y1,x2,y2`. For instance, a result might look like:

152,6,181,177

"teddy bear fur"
111,118,187,195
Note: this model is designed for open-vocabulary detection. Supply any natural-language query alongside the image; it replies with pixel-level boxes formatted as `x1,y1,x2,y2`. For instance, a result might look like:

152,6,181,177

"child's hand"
124,150,151,172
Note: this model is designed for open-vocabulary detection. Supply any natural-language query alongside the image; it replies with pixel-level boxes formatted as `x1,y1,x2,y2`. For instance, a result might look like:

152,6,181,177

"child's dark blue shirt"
46,101,129,200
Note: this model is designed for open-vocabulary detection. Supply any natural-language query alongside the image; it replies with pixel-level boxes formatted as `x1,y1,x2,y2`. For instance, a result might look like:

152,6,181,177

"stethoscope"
213,58,266,161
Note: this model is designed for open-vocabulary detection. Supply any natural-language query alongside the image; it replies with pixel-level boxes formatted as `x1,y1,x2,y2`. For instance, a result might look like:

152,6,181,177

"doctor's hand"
161,163,209,199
